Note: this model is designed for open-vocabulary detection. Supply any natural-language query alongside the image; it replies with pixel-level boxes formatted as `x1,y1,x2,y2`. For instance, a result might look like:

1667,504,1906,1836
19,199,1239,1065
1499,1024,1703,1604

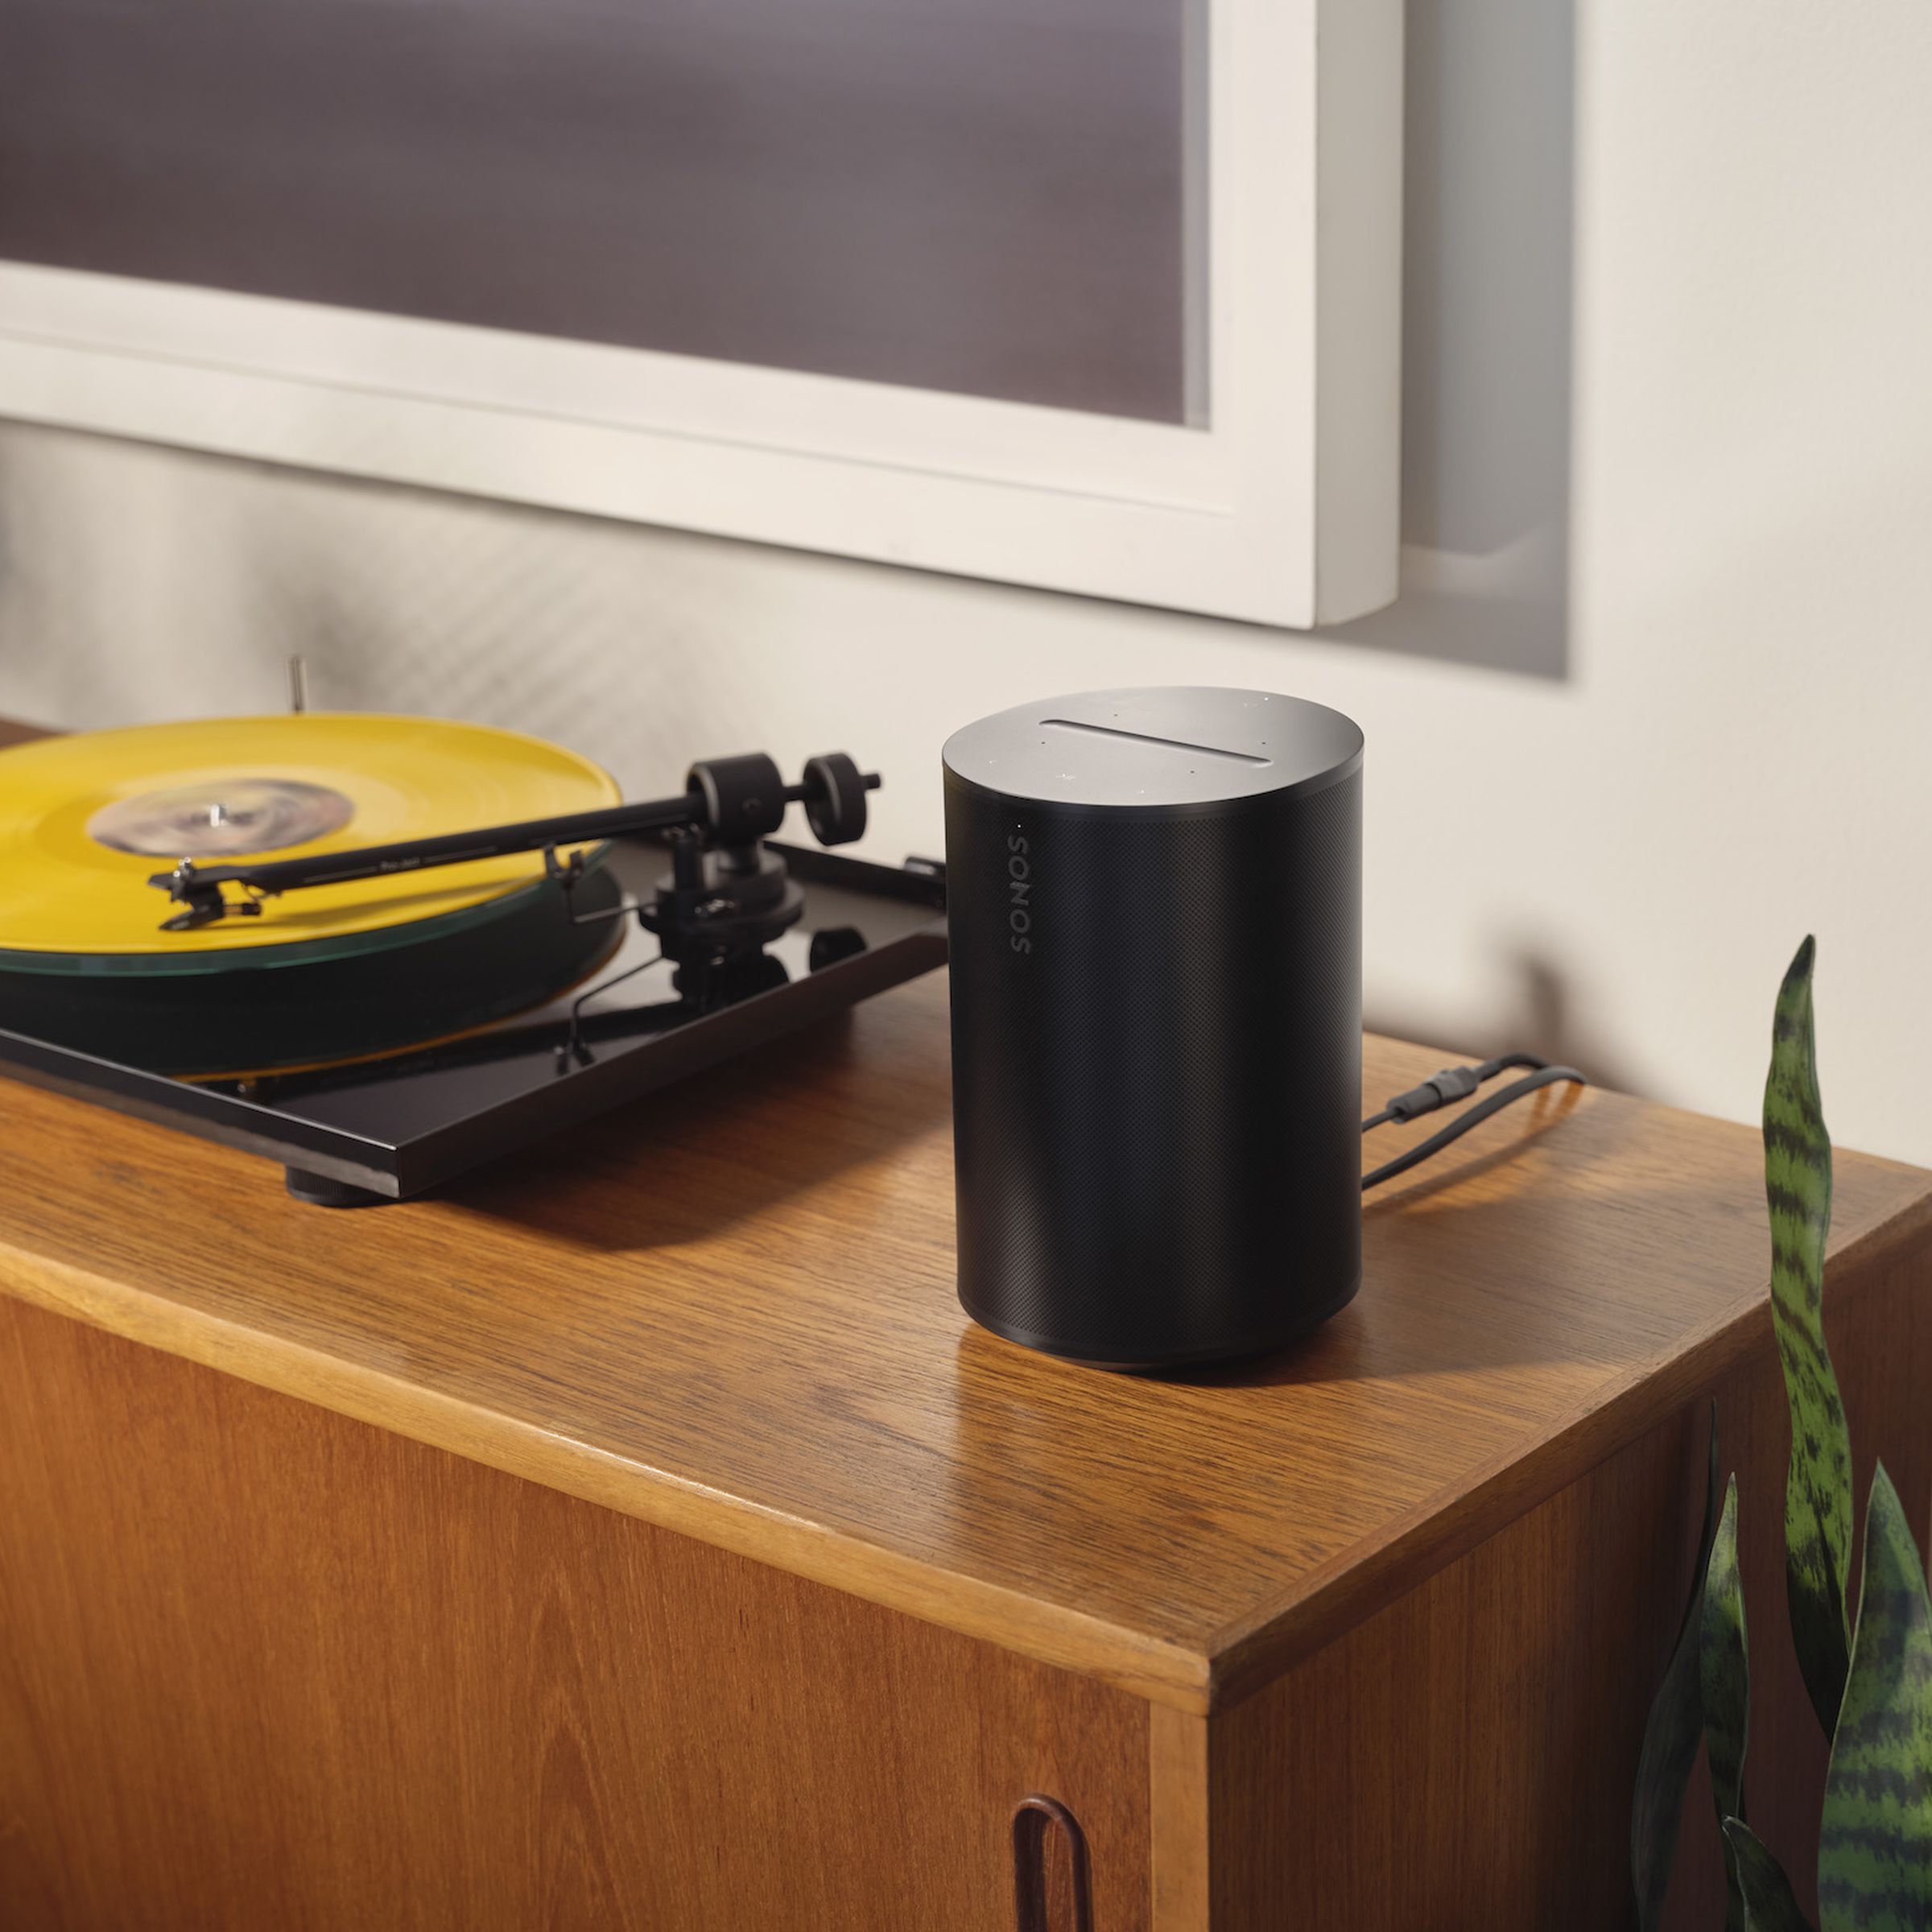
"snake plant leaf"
1764,935,1852,1736
1703,1476,1751,1932
1723,1820,1815,1932
1633,1411,1723,1931
1818,1463,1932,1932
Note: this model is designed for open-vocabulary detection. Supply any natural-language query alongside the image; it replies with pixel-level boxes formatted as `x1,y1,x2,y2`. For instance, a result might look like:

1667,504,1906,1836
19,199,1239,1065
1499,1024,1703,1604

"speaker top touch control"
940,686,1362,813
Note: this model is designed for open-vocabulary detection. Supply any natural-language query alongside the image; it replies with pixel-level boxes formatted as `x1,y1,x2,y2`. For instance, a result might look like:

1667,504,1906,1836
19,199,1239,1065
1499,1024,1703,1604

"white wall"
4,0,1930,1163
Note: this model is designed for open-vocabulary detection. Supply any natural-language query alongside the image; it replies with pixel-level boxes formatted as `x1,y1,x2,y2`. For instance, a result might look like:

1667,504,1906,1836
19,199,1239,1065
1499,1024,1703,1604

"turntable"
0,714,947,1204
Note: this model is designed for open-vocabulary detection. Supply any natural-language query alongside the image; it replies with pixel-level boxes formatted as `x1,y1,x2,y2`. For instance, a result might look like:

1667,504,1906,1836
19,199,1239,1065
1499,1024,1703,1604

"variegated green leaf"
1703,1476,1751,1932
1764,935,1852,1735
1724,1819,1815,1932
1818,1463,1932,1932
1633,1413,1723,1931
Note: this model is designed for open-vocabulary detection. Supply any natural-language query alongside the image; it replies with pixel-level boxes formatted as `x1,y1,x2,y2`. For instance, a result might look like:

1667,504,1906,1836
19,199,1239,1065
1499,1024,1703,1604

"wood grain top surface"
3,959,1928,1712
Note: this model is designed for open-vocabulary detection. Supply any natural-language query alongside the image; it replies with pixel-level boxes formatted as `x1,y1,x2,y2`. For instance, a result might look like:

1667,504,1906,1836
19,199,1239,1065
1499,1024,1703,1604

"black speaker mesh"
945,770,1360,1368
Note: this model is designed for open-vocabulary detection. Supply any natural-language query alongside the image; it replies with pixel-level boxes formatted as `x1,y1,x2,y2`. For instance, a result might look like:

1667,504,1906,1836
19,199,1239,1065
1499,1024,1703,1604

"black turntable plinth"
0,717,947,1203
0,837,946,1204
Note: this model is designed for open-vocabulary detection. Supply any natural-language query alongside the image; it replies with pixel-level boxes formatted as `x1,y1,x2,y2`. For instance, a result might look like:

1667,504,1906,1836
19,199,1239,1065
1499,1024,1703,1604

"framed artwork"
0,0,1402,627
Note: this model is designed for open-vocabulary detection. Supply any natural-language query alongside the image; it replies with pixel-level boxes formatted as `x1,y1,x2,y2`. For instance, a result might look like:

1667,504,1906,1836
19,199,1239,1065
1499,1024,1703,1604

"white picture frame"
0,0,1402,630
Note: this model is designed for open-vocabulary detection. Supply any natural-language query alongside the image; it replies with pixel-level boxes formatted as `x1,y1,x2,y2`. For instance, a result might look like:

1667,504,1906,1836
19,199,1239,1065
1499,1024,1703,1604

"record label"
87,778,357,858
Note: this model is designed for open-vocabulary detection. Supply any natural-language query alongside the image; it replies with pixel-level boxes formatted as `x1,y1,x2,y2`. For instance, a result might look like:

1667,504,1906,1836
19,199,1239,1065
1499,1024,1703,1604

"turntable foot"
284,1167,390,1209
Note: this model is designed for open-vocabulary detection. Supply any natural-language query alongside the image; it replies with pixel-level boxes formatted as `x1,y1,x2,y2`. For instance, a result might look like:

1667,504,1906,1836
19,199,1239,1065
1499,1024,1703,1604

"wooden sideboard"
1,947,1928,1929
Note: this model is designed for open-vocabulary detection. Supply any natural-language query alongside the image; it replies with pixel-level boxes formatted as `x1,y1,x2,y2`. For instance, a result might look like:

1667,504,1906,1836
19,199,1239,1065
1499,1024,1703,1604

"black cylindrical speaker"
943,687,1363,1369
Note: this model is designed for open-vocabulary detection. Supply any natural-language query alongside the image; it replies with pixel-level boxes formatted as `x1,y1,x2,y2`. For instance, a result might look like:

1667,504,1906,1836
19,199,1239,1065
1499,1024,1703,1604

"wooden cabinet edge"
0,1246,1218,1713
6,1180,1927,1731
1198,1203,1932,1711
1150,1703,1212,1931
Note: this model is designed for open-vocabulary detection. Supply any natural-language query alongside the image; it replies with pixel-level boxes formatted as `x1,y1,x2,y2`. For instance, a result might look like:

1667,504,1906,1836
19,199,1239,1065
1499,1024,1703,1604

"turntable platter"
0,714,947,1174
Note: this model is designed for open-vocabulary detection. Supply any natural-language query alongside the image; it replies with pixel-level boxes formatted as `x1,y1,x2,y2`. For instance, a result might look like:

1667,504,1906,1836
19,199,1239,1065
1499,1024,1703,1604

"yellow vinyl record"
0,714,621,964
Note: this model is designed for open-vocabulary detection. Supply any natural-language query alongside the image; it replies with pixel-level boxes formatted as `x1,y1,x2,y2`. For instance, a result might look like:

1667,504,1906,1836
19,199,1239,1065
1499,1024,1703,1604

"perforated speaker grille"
945,770,1360,1368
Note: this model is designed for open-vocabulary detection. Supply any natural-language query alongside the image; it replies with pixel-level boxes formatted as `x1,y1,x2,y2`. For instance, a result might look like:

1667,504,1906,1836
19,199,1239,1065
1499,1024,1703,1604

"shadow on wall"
1319,0,1577,682
1366,945,1647,1099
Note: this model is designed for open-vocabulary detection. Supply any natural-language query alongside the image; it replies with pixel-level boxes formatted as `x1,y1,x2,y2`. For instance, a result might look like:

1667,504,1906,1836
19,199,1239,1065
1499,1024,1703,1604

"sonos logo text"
1006,833,1034,953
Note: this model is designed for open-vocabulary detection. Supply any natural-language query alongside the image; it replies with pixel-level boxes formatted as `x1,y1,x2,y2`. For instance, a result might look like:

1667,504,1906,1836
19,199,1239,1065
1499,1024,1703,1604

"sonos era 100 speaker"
942,687,1364,1369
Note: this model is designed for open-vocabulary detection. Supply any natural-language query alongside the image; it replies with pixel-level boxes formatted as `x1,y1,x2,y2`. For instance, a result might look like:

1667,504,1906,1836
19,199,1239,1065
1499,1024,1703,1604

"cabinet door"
0,1295,1151,1931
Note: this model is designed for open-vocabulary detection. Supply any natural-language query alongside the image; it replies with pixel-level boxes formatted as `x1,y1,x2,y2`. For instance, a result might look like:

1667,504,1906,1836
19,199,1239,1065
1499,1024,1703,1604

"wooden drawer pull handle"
1012,1793,1093,1932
